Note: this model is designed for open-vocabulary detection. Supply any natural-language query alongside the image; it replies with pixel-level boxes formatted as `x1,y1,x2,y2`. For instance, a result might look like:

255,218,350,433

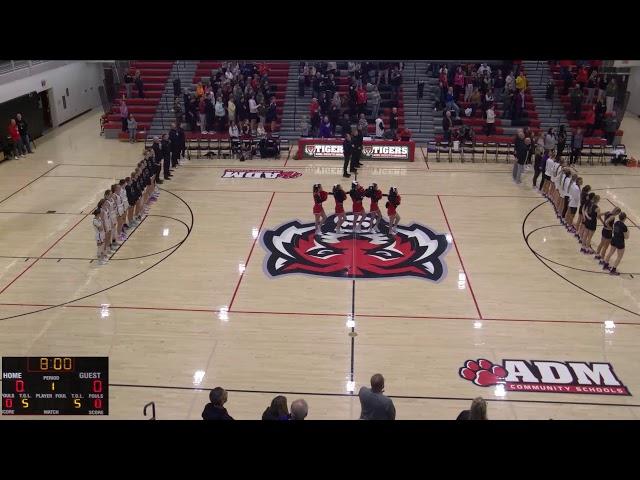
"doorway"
39,89,53,131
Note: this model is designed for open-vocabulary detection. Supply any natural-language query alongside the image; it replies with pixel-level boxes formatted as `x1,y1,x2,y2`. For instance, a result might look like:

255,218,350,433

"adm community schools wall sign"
221,169,302,179
460,358,630,396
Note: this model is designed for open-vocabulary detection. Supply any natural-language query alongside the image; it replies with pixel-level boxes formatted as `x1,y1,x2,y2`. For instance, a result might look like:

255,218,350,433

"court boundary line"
1,302,636,326
107,382,640,409
436,194,483,319
228,192,276,310
0,214,89,296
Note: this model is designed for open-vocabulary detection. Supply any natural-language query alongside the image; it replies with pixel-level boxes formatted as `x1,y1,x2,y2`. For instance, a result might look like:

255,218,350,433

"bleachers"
190,61,289,133
104,61,174,140
548,60,624,140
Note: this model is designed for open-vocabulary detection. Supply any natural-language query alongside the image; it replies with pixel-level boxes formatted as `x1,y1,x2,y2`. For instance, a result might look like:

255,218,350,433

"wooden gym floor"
1,110,640,419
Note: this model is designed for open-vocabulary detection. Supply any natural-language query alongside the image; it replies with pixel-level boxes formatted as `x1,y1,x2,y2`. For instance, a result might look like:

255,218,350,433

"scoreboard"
1,357,108,415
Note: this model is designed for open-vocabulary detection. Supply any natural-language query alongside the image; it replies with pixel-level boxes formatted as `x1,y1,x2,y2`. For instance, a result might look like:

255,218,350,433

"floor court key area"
1,111,640,420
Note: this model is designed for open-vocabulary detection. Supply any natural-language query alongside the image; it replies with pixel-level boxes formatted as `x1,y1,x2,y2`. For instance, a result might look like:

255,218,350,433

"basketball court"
1,110,640,419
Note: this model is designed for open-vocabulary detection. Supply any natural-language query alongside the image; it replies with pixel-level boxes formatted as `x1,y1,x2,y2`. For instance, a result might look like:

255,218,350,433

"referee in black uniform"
351,127,363,172
343,133,353,178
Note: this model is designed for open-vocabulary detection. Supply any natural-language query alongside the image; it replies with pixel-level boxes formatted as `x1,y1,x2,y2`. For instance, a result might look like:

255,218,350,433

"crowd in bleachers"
178,61,279,138
201,374,488,421
300,61,409,140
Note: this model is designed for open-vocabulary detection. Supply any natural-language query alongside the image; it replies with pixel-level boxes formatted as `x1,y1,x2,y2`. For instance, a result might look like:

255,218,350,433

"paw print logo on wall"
459,359,507,386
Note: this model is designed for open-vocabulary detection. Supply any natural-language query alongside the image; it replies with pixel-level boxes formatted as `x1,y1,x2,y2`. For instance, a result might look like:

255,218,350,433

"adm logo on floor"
221,169,302,179
459,359,630,396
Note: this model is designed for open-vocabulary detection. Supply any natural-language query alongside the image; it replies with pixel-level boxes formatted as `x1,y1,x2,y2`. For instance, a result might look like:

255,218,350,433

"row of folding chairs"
425,141,622,166
185,137,289,160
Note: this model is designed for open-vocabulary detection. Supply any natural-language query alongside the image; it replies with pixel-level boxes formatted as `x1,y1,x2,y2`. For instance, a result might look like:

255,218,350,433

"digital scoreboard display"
1,357,108,415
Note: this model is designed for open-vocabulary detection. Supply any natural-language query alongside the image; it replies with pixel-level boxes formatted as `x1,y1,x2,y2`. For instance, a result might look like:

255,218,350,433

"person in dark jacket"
456,397,488,420
350,127,364,170
134,70,144,98
168,123,180,168
173,76,181,97
343,133,353,178
261,395,290,420
151,135,162,182
161,133,172,180
177,124,186,160
202,387,234,420
556,125,567,160
15,113,32,154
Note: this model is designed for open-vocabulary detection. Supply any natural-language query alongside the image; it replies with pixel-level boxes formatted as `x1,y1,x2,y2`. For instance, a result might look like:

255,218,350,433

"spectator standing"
605,78,617,113
265,97,277,133
445,87,460,119
502,89,513,119
570,127,584,165
319,116,333,138
358,373,396,420
227,97,236,125
556,125,567,160
442,110,453,144
453,67,465,101
375,114,384,139
493,71,505,102
198,97,206,133
357,113,368,135
8,119,25,158
356,85,368,115
202,387,234,420
15,113,32,154
173,97,183,126
127,114,137,143
594,98,606,131
134,70,144,98
485,104,496,135
464,73,475,102
248,95,259,133
204,94,215,132
290,399,308,420
515,71,527,92
119,100,128,132
570,86,583,120
214,96,226,133
124,71,134,98
173,76,181,97
456,397,488,420
389,107,399,139
261,396,290,421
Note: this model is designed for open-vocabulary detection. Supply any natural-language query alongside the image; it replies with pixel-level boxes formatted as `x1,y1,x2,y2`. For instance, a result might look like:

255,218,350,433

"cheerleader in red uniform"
386,187,401,235
349,181,366,232
330,184,347,233
365,182,383,233
313,183,328,235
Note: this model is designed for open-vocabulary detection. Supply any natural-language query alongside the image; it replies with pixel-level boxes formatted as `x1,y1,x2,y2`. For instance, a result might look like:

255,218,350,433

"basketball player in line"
595,206,621,263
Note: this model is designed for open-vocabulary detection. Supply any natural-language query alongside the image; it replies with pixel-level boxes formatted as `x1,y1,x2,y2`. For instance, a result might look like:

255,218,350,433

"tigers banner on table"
297,139,416,161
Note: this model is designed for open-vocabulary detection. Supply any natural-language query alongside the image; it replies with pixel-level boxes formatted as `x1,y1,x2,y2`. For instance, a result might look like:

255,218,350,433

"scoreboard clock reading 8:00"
1,357,108,415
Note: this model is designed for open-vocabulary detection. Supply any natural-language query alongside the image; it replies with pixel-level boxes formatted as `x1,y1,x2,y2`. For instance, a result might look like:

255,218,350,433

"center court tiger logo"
260,214,451,280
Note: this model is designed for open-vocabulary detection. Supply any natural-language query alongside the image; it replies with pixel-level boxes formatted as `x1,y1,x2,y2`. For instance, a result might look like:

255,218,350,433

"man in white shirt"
375,115,384,139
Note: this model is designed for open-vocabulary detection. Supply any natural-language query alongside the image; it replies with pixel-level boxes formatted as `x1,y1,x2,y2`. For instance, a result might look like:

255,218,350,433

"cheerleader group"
312,182,401,235
541,153,630,275
91,149,161,264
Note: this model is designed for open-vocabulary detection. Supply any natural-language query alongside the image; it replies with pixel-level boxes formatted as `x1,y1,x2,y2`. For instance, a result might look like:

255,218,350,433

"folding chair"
472,141,485,163
426,141,437,162
485,141,498,163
